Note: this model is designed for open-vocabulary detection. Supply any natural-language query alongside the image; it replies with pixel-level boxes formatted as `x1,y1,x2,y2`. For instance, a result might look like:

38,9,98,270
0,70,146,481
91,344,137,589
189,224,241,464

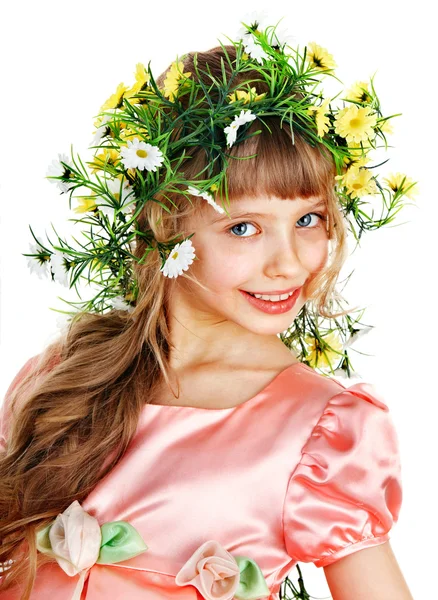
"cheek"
300,238,329,270
194,238,253,288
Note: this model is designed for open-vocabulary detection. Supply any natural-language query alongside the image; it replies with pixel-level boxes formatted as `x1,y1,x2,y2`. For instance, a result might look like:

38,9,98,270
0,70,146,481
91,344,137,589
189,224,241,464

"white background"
0,1,435,597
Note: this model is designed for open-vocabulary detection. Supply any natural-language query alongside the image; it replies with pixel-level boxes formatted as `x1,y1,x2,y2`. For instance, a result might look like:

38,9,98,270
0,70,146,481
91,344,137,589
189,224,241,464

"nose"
263,230,307,281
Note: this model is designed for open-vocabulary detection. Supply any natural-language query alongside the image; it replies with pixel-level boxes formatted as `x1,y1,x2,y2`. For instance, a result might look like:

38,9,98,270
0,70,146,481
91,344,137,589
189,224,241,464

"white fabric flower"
343,325,373,349
108,295,134,313
90,109,118,147
48,500,101,577
267,24,295,50
235,10,270,44
26,239,50,280
243,38,269,64
56,313,72,335
224,109,257,147
98,177,136,221
119,137,164,172
160,239,196,278
46,153,75,194
49,248,70,288
186,185,226,214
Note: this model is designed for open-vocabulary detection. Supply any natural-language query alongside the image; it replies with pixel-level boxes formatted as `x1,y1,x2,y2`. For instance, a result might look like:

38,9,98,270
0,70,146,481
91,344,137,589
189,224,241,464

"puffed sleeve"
283,381,403,568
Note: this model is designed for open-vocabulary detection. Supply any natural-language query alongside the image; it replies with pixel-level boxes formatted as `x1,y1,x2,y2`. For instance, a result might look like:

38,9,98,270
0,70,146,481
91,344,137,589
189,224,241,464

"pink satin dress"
0,355,403,599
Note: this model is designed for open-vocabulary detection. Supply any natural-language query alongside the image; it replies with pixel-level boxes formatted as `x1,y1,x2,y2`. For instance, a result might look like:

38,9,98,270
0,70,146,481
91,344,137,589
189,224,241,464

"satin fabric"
0,357,403,599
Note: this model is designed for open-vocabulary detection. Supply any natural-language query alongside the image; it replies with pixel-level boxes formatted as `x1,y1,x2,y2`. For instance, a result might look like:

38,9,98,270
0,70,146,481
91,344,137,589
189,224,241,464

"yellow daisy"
334,104,377,144
345,81,372,104
125,63,151,104
120,127,144,143
228,87,266,104
377,118,394,135
308,98,331,138
100,82,129,112
303,331,344,370
306,42,337,71
343,142,370,168
162,61,192,102
336,165,378,199
88,149,120,174
383,172,418,200
73,197,98,214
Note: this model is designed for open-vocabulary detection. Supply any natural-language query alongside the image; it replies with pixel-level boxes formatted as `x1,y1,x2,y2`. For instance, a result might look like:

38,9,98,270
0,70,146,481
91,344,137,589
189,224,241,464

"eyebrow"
209,200,327,223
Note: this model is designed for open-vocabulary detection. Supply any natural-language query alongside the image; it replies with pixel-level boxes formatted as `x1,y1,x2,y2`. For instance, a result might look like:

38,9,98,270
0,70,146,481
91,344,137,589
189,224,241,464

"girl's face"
171,194,330,337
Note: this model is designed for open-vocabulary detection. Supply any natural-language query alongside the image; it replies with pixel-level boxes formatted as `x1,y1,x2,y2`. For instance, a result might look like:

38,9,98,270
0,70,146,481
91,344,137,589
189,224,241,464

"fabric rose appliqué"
36,500,148,600
175,539,270,600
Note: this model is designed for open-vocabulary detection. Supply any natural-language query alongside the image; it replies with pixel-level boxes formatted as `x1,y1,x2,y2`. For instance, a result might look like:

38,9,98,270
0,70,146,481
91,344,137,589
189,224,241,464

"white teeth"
252,291,294,301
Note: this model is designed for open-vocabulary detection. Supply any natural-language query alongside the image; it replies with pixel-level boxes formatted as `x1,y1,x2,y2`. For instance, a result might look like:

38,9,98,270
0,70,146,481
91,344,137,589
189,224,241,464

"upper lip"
243,286,302,295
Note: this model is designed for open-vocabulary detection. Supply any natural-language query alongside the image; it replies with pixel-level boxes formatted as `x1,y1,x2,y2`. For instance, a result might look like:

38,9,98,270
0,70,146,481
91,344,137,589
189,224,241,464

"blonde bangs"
218,117,337,205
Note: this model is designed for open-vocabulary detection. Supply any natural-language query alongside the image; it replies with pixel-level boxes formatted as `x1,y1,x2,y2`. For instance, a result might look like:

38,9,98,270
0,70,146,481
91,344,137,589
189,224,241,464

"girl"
0,23,414,600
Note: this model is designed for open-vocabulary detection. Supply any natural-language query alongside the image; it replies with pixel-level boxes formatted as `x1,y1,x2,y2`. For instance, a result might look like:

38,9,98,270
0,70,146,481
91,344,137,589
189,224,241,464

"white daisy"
243,38,269,64
187,185,226,214
55,313,72,335
267,24,295,51
332,367,363,382
224,109,257,147
46,153,75,194
119,137,164,172
235,10,270,44
343,325,374,349
49,248,70,288
160,239,196,278
26,239,50,280
98,177,136,221
90,110,118,147
108,295,134,313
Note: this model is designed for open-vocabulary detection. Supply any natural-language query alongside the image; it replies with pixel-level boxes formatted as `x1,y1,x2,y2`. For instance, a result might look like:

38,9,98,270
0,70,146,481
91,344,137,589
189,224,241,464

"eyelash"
225,212,328,239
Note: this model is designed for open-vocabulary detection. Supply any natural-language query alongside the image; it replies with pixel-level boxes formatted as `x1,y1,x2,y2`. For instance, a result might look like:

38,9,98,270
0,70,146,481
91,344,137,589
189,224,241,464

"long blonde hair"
0,43,350,598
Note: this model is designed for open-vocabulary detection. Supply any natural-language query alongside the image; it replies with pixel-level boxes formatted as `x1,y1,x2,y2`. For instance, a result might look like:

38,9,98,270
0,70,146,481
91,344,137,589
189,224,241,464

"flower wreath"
23,11,417,376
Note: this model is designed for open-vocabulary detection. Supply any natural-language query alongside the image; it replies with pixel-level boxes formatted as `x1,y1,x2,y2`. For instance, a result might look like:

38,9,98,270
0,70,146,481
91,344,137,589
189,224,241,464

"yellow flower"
383,172,418,200
210,183,219,192
303,331,344,370
162,61,192,102
334,104,377,144
336,165,378,199
345,81,372,104
125,63,151,104
306,42,337,71
88,149,120,174
377,118,394,135
73,197,98,214
120,127,144,143
100,82,129,112
308,98,331,138
343,142,370,168
227,87,266,104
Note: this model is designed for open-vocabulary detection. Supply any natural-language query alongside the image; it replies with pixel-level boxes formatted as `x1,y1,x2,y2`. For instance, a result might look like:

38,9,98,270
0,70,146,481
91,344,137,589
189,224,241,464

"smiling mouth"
240,286,301,297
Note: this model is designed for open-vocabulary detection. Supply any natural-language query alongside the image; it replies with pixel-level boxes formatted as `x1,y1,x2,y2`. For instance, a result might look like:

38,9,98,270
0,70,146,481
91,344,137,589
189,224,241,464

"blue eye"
227,213,327,239
228,222,258,237
297,212,327,228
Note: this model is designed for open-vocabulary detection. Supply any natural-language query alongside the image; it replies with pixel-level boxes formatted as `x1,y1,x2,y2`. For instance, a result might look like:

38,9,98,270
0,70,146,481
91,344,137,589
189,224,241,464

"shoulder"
279,363,349,429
